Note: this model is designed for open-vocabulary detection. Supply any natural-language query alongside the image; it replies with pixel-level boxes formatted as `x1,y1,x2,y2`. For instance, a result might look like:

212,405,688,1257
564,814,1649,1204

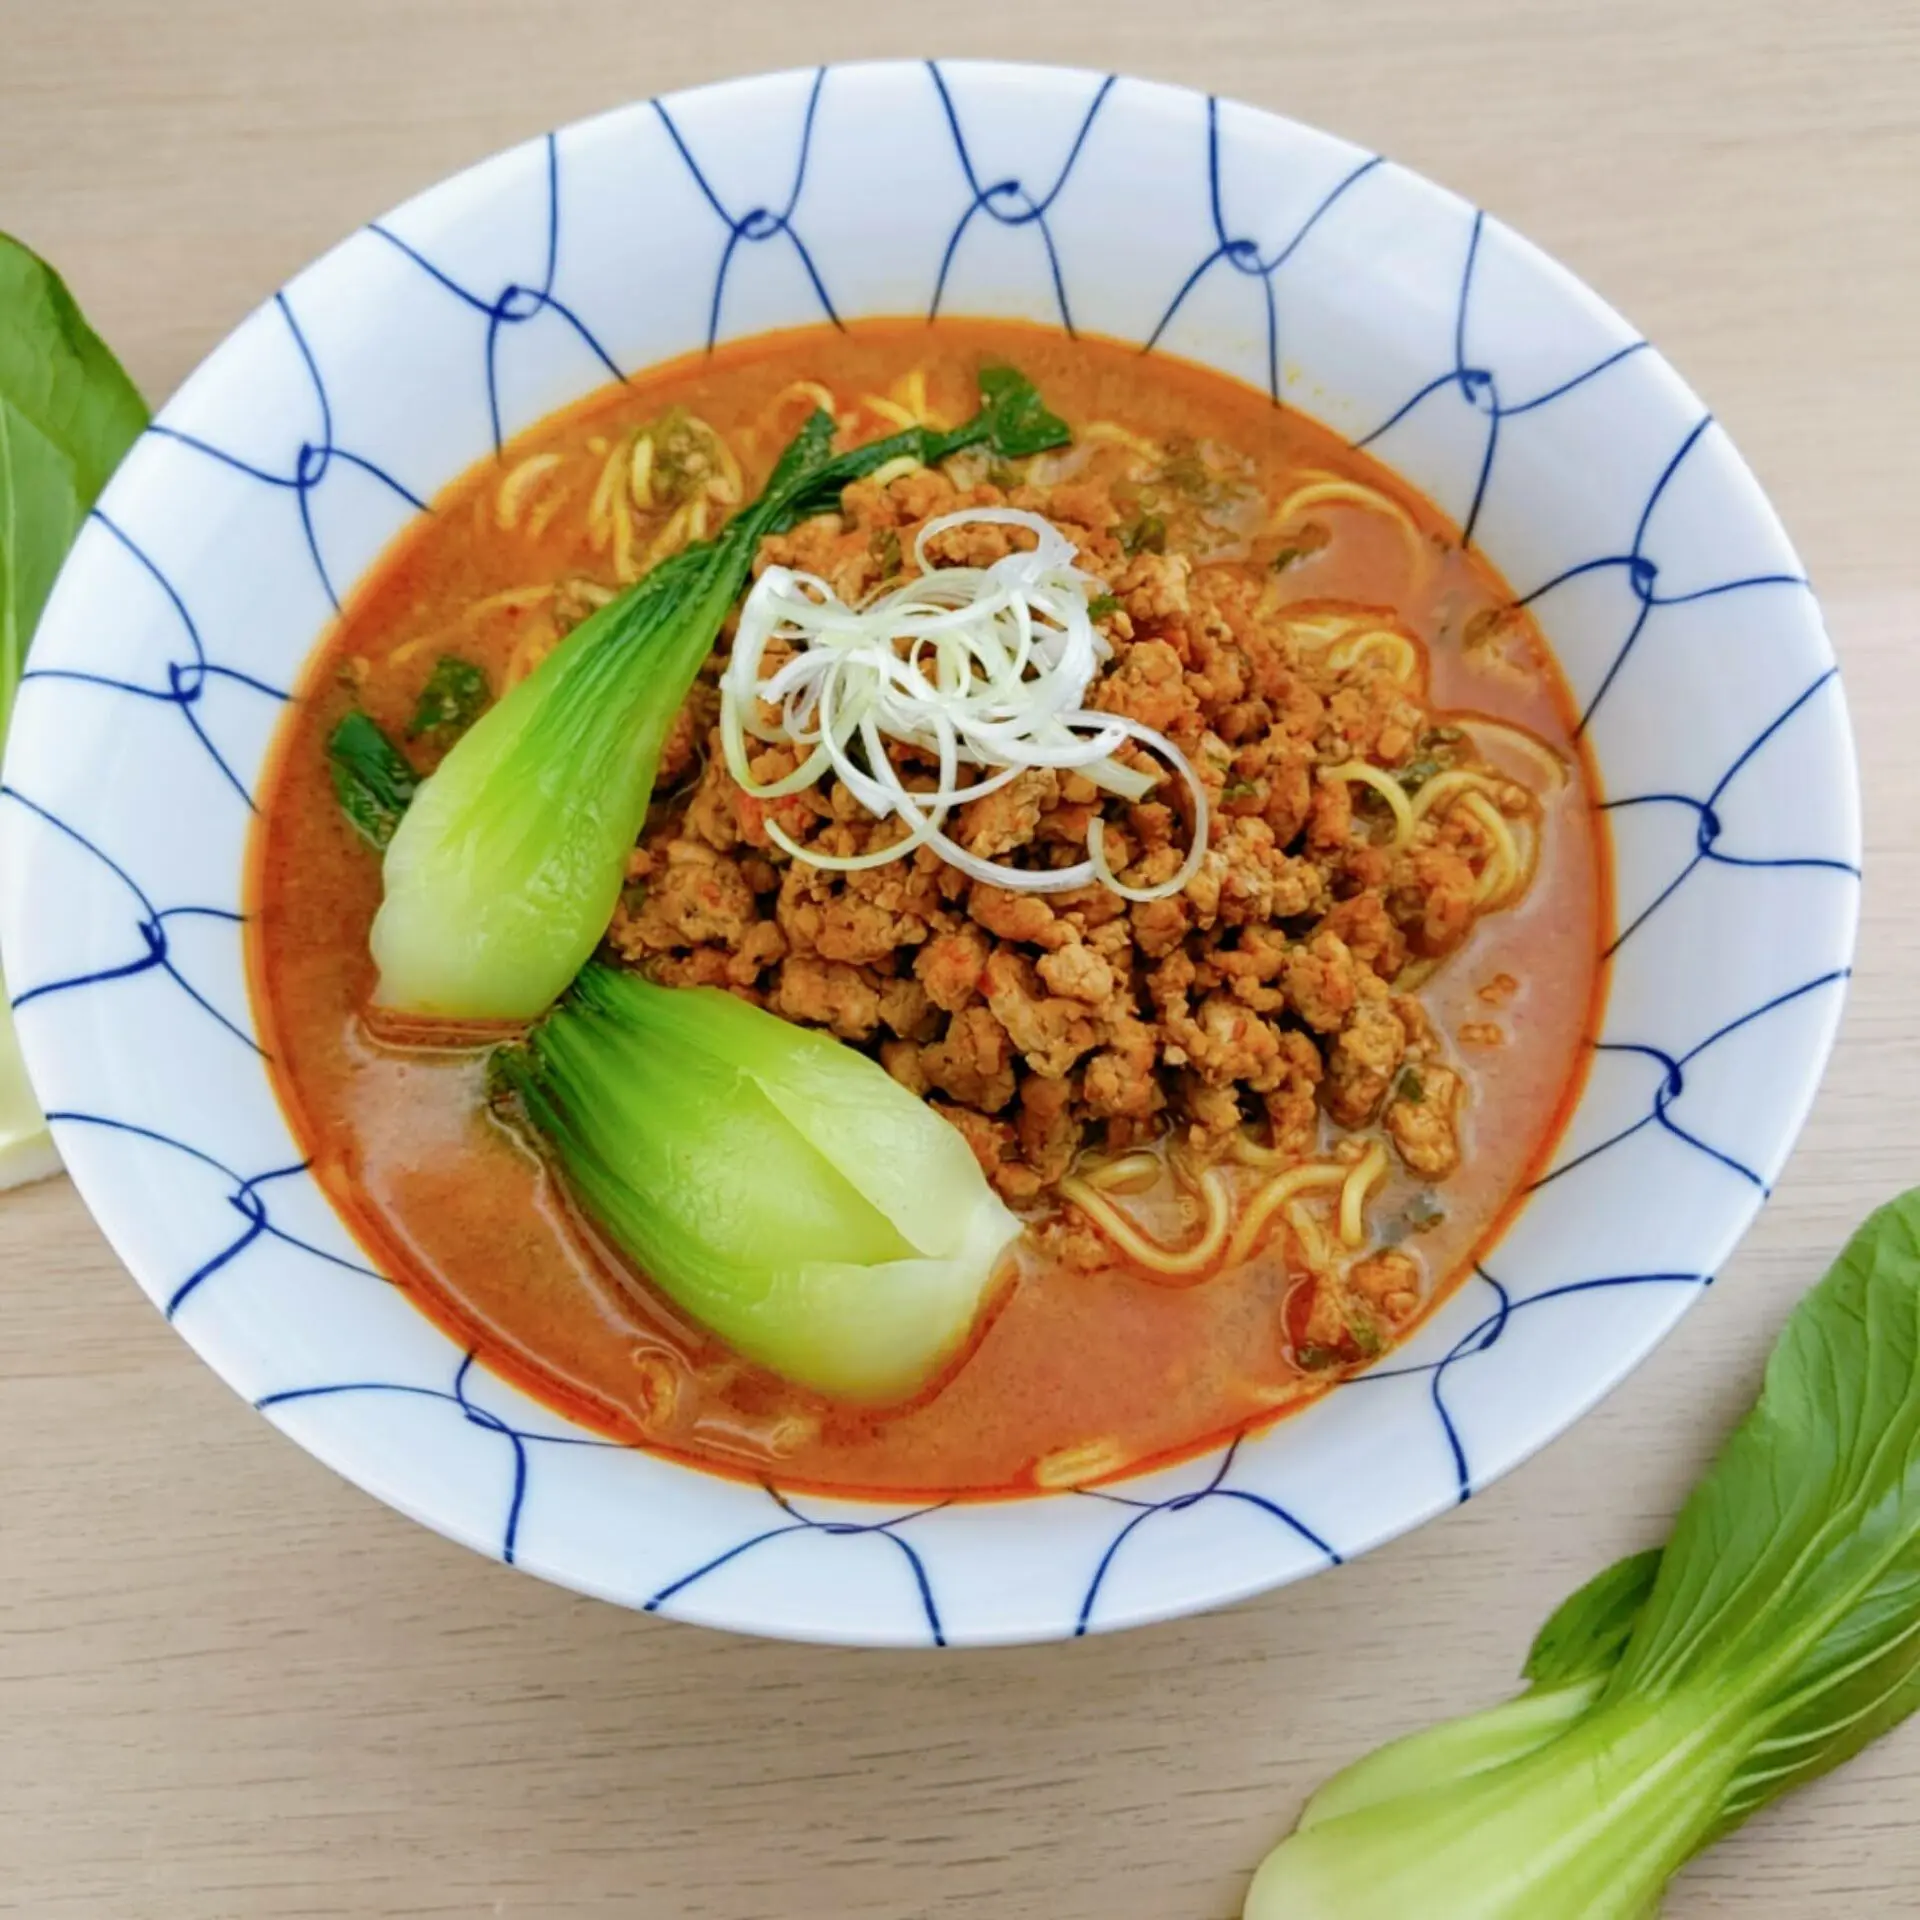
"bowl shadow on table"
257,1455,1704,1920
40,1381,1686,1912
4,1138,1822,1920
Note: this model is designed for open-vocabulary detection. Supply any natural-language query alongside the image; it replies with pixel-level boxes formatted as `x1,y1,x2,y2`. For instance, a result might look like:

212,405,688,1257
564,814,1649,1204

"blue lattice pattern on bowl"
0,62,1858,1645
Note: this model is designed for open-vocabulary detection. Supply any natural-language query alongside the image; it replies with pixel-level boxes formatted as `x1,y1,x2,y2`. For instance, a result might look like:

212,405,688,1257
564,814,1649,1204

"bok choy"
327,710,417,850
1244,1188,1920,1920
493,964,1020,1401
371,368,1069,1019
0,234,148,1187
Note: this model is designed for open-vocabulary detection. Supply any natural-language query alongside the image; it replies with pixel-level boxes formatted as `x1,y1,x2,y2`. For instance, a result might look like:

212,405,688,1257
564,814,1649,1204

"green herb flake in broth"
645,406,716,504
1348,1316,1385,1360
406,654,491,742
328,711,418,850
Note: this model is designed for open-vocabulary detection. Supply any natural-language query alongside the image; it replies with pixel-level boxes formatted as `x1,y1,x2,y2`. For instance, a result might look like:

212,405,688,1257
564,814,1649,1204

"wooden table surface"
3,2,1916,1914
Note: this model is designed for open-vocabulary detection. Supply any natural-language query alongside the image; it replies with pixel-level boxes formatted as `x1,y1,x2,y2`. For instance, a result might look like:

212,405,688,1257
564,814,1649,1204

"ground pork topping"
604,458,1544,1209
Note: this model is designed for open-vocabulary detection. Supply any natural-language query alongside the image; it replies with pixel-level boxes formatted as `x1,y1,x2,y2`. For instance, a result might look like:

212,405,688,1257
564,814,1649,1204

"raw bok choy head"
492,965,1022,1402
1243,1188,1920,1920
370,368,1068,1020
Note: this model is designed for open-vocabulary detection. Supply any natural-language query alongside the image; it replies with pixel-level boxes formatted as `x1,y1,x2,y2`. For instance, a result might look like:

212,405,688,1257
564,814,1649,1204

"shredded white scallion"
718,508,1208,899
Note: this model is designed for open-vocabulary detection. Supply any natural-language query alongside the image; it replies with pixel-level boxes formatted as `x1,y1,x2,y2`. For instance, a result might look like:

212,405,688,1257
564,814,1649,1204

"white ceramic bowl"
1,61,1859,1645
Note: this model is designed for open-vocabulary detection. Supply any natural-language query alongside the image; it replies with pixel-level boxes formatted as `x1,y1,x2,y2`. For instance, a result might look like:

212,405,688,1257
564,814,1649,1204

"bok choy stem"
492,964,1021,1401
371,369,1069,1019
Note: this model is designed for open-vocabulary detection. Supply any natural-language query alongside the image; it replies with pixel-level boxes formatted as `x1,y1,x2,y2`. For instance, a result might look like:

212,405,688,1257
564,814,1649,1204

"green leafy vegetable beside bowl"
1247,1193,1920,1919
0,232,147,1188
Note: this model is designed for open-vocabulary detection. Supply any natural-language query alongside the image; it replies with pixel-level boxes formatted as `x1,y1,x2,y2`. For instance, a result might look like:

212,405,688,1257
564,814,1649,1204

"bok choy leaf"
369,367,1069,1020
327,710,417,850
405,653,490,742
493,964,1021,1402
1245,1189,1920,1920
0,233,148,1188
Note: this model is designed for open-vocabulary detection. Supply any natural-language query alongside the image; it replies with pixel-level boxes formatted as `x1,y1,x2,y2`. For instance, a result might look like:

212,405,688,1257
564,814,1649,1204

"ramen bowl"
0,61,1858,1645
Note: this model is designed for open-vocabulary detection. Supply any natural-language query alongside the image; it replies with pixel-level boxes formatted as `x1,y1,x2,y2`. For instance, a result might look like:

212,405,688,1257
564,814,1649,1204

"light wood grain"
2,2,1916,1914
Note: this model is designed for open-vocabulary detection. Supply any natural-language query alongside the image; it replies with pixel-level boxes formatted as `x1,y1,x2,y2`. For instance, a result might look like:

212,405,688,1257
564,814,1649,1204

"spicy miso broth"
249,320,1607,1498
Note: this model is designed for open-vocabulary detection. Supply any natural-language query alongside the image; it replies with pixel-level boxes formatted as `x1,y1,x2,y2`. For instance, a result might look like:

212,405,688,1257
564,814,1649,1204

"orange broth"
247,320,1608,1499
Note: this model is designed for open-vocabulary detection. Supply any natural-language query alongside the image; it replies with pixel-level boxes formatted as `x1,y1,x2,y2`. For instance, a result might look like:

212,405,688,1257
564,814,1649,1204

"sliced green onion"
720,507,1207,898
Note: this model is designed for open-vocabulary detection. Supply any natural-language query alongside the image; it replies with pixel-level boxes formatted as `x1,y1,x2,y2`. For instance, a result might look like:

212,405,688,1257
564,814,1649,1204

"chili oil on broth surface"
248,318,1608,1500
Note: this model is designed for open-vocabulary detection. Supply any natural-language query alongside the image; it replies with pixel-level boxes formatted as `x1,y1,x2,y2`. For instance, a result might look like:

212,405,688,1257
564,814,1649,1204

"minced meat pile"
605,460,1516,1212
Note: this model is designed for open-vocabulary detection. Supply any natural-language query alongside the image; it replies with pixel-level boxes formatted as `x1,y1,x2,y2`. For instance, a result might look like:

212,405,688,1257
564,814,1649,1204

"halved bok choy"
371,368,1069,1020
492,965,1021,1401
